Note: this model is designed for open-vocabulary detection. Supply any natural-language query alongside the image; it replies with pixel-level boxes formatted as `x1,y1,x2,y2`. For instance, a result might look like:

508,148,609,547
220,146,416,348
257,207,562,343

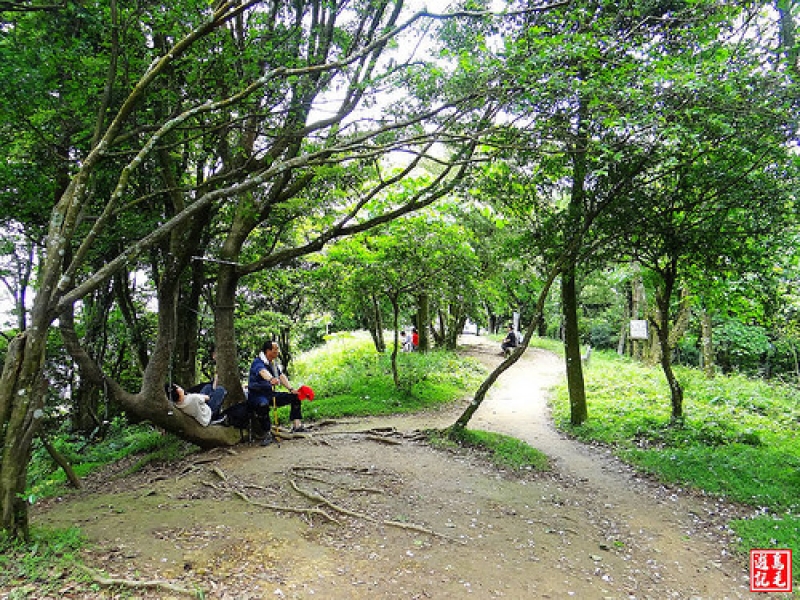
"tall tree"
0,0,507,540
452,0,796,430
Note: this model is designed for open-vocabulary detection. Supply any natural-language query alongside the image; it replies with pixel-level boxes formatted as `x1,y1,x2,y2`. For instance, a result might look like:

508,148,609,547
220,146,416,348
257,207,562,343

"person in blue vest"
247,340,309,446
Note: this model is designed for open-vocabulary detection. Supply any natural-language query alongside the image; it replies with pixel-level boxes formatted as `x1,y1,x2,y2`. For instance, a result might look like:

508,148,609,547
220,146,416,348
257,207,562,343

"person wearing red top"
411,328,419,350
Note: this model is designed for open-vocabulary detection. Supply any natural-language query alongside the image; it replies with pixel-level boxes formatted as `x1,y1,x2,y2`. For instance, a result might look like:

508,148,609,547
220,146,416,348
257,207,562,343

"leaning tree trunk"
451,267,562,434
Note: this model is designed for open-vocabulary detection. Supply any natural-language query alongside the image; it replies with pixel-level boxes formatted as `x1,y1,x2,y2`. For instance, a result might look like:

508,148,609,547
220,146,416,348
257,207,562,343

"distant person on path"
248,340,309,446
401,330,412,352
411,327,419,351
501,324,519,356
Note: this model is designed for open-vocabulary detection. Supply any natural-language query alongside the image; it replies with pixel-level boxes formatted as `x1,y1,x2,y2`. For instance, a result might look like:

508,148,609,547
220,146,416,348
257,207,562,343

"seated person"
400,330,410,352
501,324,519,356
247,340,309,446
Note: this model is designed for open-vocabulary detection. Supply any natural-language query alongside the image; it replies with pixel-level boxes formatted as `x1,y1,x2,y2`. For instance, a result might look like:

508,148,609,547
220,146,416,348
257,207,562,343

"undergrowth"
550,348,800,578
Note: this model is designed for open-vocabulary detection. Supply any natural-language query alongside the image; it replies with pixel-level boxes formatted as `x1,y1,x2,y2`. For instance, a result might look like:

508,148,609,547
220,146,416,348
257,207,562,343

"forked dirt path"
26,337,778,599
451,337,766,599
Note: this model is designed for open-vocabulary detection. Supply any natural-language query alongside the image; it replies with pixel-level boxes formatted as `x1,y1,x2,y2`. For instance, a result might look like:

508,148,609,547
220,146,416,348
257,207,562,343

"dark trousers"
247,391,301,430
200,383,226,419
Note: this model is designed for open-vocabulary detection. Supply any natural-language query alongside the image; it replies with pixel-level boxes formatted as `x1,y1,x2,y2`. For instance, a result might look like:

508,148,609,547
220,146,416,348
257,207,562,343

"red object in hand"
297,385,315,401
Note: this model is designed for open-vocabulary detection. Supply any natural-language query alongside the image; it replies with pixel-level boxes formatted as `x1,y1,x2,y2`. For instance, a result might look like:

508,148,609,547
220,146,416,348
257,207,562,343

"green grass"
0,527,90,596
431,428,551,473
27,418,195,501
550,348,800,577
282,330,486,422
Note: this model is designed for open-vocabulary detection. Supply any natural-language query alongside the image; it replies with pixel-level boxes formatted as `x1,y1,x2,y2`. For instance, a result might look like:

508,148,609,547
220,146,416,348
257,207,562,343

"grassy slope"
546,343,800,571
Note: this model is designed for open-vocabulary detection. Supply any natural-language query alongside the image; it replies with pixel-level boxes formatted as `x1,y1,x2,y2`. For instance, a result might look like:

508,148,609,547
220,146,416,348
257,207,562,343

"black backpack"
221,402,253,441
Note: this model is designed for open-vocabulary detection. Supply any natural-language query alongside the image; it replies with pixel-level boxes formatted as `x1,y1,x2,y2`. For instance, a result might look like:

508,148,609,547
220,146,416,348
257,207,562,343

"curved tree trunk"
451,267,561,434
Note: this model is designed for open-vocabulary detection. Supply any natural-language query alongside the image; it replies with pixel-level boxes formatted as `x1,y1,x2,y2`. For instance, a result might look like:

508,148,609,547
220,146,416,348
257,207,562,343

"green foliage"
433,428,551,473
277,331,486,423
714,318,773,376
550,349,800,557
27,418,193,500
0,527,88,596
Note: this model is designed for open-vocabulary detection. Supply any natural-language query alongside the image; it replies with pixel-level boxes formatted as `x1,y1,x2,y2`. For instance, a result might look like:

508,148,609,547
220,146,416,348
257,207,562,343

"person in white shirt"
166,383,212,426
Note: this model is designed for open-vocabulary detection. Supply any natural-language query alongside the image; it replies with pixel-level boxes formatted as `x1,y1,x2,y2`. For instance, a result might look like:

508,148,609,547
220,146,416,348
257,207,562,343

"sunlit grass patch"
430,428,551,472
729,512,800,561
288,330,486,422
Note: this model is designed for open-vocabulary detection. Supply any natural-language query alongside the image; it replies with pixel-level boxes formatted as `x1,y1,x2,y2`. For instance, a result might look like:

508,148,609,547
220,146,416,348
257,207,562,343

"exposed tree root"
78,565,200,598
204,466,463,544
365,434,403,445
203,470,339,523
289,479,464,544
348,487,384,494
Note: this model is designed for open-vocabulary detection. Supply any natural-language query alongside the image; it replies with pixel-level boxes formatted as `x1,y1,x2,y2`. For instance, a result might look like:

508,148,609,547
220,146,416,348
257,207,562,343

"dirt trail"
26,337,777,600
452,337,764,599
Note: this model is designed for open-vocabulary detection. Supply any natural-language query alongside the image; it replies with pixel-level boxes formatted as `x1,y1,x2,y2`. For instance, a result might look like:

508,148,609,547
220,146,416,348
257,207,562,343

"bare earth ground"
21,336,784,599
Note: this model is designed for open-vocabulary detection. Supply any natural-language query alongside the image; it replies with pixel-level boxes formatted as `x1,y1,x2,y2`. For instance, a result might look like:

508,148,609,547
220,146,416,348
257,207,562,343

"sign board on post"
630,320,648,340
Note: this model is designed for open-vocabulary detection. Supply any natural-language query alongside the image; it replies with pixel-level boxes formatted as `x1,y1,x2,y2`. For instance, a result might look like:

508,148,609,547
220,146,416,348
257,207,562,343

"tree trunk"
700,307,715,378
417,293,430,352
114,271,150,376
431,311,445,347
653,272,684,421
0,332,48,541
562,268,588,426
173,258,207,387
445,314,467,349
215,258,247,408
40,433,82,489
451,265,562,434
617,281,630,356
660,331,684,422
390,295,400,388
631,272,646,360
366,294,386,353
